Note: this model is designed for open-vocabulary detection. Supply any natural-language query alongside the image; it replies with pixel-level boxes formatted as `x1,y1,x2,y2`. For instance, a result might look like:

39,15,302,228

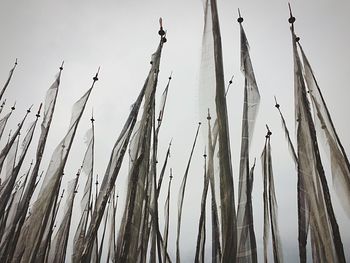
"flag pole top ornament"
93,67,100,82
207,109,211,120
265,125,272,138
27,104,33,113
36,103,43,118
274,96,280,109
158,17,167,43
288,3,296,24
158,17,165,36
91,109,95,123
170,168,173,180
237,8,243,23
59,61,64,71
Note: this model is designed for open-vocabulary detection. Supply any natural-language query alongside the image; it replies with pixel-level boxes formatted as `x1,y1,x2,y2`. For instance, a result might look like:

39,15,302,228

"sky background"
0,0,349,261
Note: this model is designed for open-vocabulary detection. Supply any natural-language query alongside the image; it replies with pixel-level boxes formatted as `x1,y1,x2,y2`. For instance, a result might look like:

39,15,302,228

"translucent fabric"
291,28,346,263
47,177,78,263
0,111,13,142
0,120,37,217
199,0,236,260
1,71,61,262
106,188,117,263
14,82,94,263
84,40,165,263
195,154,209,263
72,125,94,263
0,110,29,176
261,136,284,263
236,23,260,263
298,43,350,218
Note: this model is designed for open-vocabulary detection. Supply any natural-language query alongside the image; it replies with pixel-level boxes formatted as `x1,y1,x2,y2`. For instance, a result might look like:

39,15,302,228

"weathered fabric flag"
199,0,236,260
261,132,283,263
291,25,346,262
13,72,96,263
298,43,350,218
274,100,309,262
84,36,166,262
3,68,62,262
72,124,94,263
47,175,79,263
236,19,260,263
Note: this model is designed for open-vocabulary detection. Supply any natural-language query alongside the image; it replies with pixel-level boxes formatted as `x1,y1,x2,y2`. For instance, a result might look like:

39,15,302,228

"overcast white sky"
0,0,349,261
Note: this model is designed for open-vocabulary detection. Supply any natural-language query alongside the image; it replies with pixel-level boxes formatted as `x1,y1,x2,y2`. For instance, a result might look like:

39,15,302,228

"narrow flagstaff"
150,71,173,263
289,7,346,262
224,75,234,97
274,97,309,263
72,115,95,263
0,59,18,102
163,170,172,263
0,100,6,115
176,122,201,263
236,9,260,263
194,149,209,263
206,109,221,263
261,126,284,263
98,196,110,263
156,140,172,198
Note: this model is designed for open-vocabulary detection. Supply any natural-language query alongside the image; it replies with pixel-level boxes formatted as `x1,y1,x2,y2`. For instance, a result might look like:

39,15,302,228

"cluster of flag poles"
0,1,348,262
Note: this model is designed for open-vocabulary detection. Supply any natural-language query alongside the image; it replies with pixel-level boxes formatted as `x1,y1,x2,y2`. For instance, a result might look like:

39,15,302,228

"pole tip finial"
93,67,100,82
91,108,95,123
158,17,165,36
237,8,244,23
207,108,211,120
265,124,272,138
274,96,280,109
169,71,173,80
27,104,33,113
59,61,64,71
288,3,296,24
36,103,43,117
